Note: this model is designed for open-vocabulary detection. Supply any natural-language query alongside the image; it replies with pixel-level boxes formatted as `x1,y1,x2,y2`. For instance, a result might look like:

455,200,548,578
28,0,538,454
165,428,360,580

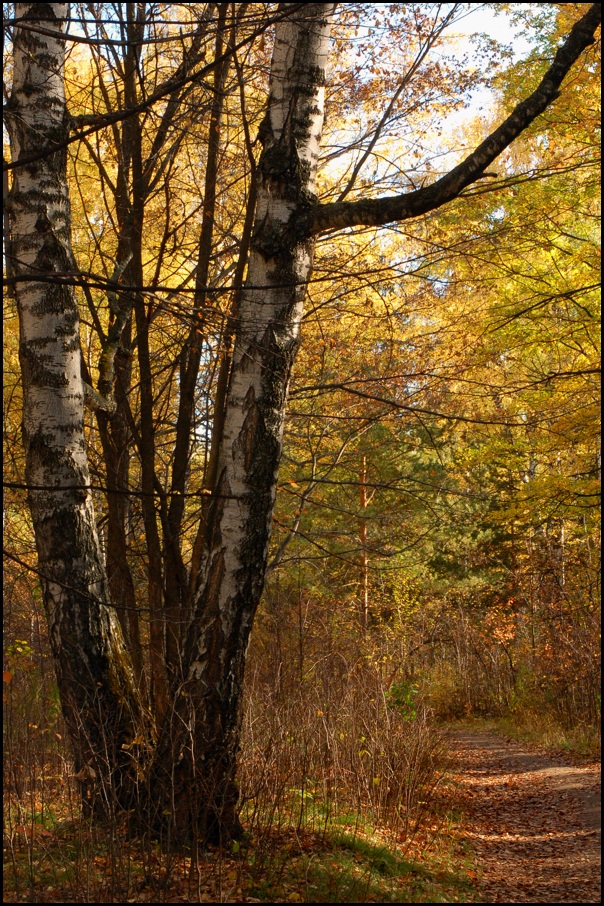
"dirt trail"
447,728,601,904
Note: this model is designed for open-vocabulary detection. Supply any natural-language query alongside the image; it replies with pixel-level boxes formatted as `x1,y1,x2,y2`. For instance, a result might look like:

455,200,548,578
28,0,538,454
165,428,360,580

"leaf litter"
447,728,601,903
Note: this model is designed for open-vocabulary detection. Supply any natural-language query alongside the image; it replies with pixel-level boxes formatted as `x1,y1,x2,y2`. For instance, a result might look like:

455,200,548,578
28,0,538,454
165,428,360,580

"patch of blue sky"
443,3,540,121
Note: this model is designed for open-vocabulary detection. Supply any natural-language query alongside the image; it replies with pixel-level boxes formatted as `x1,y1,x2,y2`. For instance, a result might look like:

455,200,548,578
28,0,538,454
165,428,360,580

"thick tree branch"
83,381,117,414
305,3,601,236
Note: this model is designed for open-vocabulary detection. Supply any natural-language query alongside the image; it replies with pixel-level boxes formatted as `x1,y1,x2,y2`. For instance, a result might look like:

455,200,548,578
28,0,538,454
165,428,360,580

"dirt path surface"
447,729,601,904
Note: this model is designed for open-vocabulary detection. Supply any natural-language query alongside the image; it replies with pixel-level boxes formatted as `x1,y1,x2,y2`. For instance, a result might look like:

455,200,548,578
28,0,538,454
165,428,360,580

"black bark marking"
236,385,263,473
20,342,69,388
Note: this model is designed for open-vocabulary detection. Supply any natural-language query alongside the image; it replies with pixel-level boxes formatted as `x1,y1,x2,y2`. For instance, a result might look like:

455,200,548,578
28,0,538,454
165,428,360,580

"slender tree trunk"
166,4,231,671
121,2,170,724
148,2,335,844
96,330,144,690
359,454,369,629
6,2,144,814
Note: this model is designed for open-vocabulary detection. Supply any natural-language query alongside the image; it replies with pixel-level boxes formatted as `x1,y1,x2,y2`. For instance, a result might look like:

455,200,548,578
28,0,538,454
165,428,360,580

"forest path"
446,728,600,903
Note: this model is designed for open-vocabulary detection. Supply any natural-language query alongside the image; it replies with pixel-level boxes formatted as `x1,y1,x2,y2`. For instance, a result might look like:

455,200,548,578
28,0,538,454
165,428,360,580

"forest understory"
4,618,601,904
3,708,600,904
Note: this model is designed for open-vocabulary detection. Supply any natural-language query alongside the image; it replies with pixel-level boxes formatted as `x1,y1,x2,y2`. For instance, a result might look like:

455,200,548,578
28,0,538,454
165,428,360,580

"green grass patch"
241,811,478,903
281,827,476,903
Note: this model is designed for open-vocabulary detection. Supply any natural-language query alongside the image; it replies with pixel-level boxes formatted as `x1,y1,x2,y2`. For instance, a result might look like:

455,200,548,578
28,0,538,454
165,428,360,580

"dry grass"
3,627,477,903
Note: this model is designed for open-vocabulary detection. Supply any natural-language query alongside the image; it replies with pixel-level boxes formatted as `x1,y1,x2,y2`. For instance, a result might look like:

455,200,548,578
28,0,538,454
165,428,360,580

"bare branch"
83,381,117,414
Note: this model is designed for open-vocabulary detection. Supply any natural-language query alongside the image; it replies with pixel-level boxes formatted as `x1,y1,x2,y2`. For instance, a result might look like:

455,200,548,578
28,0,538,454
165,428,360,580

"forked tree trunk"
6,2,143,815
147,2,335,843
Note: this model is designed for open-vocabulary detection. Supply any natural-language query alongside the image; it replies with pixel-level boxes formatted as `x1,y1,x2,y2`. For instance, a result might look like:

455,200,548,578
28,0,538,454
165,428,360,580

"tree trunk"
147,2,335,844
6,2,144,815
359,455,369,629
166,4,231,673
96,332,144,691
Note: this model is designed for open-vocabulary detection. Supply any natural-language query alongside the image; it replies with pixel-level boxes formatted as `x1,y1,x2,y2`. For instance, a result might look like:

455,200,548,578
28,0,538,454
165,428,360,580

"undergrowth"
3,631,479,903
3,790,477,903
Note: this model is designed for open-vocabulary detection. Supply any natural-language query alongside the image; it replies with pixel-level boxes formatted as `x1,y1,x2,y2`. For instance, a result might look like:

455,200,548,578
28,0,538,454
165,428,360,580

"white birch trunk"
7,3,142,812
150,2,335,843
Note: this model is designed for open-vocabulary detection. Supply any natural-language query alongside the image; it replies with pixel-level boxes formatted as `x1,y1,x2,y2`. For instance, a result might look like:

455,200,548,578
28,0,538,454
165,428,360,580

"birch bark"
6,2,143,813
148,2,335,843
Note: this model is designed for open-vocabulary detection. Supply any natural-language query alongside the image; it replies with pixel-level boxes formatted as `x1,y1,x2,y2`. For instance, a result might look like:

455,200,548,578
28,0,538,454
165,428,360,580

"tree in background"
271,1,600,729
4,2,600,843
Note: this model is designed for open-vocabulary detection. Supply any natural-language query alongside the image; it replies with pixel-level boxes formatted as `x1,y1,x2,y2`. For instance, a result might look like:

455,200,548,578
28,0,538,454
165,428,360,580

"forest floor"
4,725,600,903
446,724,601,904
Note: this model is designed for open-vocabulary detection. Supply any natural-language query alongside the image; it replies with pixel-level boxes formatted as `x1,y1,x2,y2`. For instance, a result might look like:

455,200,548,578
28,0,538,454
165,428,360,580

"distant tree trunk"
147,2,335,843
359,455,369,629
6,2,143,814
166,3,231,674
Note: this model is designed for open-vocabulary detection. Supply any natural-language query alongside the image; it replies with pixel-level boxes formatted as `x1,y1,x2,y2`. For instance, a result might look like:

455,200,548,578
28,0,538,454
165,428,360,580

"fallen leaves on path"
448,729,601,904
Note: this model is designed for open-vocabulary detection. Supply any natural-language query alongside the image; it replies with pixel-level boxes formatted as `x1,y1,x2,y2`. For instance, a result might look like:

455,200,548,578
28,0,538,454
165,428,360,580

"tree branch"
4,4,307,173
305,3,601,236
83,381,117,414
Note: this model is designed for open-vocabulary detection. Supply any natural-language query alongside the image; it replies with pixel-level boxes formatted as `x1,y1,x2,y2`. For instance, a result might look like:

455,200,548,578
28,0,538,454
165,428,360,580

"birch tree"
5,1,600,843
5,1,144,814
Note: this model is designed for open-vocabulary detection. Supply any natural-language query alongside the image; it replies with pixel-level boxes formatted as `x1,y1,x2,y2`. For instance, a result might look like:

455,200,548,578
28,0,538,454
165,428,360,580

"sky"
420,2,543,158
446,3,537,116
452,3,535,53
